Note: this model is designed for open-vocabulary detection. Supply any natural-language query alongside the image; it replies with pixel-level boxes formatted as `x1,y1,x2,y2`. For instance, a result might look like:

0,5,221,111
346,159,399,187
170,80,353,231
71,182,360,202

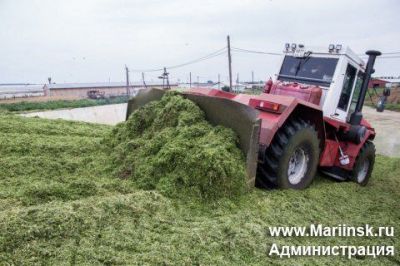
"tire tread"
257,117,319,188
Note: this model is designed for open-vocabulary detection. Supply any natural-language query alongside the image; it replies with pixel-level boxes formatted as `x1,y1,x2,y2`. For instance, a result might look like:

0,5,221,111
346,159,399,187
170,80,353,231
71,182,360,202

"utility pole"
165,67,170,89
158,72,164,88
197,75,199,85
252,71,254,83
189,72,192,88
142,72,147,88
236,73,239,92
227,35,233,92
218,73,220,90
125,65,130,97
159,67,170,89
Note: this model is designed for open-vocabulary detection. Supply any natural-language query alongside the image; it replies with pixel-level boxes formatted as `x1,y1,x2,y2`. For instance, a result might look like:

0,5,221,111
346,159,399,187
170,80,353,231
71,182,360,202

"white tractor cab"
276,43,383,123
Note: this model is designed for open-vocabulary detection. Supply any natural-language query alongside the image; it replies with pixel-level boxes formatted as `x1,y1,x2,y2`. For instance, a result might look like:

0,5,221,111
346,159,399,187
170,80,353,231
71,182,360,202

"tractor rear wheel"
257,118,320,189
350,141,375,186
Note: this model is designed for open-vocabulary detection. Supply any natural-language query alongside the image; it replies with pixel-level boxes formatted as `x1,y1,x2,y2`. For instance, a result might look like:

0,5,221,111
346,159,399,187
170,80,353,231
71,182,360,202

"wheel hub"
288,148,309,185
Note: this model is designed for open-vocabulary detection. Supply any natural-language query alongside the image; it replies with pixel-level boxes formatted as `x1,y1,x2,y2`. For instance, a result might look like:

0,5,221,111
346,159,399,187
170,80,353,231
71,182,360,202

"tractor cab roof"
283,43,366,70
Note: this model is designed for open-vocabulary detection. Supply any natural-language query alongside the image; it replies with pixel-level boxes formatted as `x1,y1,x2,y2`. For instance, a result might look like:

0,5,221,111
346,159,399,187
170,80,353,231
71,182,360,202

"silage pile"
105,92,247,200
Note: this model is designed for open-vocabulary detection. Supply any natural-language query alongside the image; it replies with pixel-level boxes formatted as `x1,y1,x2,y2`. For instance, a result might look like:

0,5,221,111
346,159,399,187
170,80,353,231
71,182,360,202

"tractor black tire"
256,118,320,189
349,141,375,186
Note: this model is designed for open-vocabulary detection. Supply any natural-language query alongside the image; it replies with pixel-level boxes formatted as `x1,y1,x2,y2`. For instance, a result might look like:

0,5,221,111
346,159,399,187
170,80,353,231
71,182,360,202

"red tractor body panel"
187,88,323,147
319,140,340,167
322,117,375,170
269,81,323,105
187,87,375,173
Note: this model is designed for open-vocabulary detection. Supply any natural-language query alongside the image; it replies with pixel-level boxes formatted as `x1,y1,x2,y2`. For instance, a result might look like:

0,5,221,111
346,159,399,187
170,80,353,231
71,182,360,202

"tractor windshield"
278,56,338,87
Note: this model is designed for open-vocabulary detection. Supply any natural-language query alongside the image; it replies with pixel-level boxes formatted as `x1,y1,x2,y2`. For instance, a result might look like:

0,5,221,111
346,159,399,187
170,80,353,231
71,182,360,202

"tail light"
249,98,281,113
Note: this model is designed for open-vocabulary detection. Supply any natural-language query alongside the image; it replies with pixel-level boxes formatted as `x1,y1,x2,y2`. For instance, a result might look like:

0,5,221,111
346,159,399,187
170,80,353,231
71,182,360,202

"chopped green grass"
105,92,247,201
0,96,128,112
0,113,399,265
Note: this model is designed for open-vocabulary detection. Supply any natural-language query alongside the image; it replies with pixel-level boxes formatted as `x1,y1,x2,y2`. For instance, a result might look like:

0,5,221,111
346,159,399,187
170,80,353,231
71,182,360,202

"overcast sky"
0,0,399,84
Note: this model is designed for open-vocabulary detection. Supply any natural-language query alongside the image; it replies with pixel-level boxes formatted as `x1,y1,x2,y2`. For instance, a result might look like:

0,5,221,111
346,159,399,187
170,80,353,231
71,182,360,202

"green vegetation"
241,86,264,95
105,92,247,200
0,96,128,112
0,112,399,265
365,87,400,111
384,103,400,111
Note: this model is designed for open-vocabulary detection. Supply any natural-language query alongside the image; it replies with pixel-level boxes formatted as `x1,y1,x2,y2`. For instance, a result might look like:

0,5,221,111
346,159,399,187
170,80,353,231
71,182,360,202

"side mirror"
383,88,391,96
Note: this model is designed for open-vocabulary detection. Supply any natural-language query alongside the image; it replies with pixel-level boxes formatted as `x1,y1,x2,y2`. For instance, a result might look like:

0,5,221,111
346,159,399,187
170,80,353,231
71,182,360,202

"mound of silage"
105,92,247,200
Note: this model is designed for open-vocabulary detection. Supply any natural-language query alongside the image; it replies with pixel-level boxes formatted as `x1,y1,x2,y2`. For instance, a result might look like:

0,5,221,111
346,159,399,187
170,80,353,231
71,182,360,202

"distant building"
0,84,44,100
44,82,177,99
372,76,400,89
0,81,179,103
368,78,388,89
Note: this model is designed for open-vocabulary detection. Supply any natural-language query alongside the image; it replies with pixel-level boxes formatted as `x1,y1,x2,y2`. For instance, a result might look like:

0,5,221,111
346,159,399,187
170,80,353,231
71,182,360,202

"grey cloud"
0,0,399,83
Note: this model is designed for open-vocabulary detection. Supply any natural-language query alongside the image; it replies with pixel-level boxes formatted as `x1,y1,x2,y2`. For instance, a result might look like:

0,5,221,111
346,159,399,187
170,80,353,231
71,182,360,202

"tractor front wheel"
257,118,320,189
350,141,375,186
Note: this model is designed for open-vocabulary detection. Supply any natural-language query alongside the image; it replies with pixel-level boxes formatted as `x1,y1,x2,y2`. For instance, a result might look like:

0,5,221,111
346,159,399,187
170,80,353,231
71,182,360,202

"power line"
231,47,281,56
235,48,400,58
130,47,227,73
362,55,400,59
167,50,226,70
380,51,400,55
128,44,400,79
233,47,400,57
378,55,400,59
359,52,400,57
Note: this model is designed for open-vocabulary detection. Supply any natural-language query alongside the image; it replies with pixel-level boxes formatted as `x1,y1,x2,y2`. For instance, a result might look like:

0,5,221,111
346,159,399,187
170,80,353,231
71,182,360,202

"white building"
0,84,45,99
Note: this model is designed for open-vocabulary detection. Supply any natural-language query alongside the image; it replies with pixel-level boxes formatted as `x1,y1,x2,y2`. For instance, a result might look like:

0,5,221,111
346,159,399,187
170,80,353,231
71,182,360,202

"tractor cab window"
347,71,364,120
337,64,357,111
278,56,338,86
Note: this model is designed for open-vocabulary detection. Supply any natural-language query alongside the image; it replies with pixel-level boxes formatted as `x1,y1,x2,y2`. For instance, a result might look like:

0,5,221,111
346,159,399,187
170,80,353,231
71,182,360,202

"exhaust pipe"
349,50,381,125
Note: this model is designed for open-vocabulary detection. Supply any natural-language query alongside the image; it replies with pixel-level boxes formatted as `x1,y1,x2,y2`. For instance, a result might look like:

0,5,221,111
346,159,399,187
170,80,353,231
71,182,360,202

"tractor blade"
182,92,261,187
126,88,261,188
126,88,166,120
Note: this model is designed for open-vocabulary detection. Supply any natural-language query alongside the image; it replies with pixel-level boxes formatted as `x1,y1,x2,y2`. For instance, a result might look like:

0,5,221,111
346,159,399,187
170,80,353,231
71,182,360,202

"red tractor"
127,44,382,189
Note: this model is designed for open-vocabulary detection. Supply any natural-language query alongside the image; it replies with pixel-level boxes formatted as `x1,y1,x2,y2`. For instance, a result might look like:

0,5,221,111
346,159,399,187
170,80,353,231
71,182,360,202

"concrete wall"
23,103,128,125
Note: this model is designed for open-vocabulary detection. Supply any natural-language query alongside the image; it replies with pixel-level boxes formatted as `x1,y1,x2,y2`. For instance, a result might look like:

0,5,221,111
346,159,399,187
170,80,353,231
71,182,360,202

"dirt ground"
22,104,400,157
363,106,400,157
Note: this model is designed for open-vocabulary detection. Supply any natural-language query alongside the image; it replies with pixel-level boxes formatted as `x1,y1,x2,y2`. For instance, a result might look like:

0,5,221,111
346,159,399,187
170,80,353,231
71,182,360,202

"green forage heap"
105,92,248,200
